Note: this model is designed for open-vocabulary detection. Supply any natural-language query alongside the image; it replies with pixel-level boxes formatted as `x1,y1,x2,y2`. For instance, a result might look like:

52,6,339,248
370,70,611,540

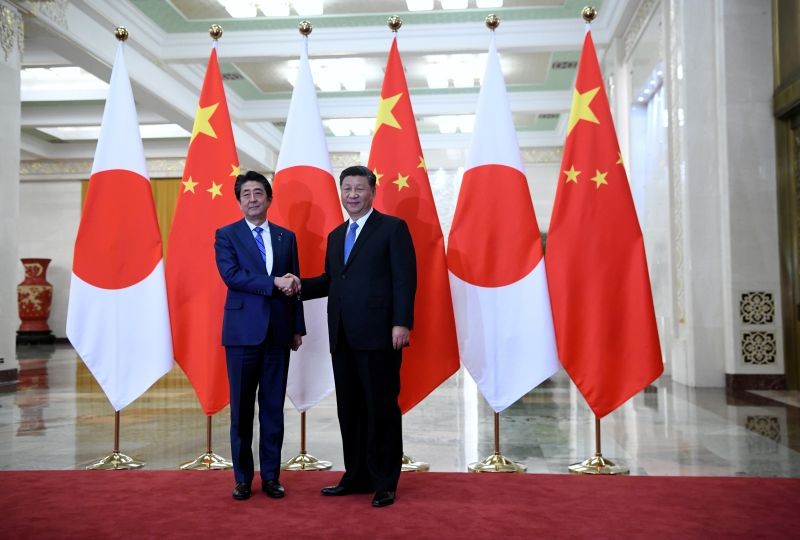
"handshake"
274,273,301,296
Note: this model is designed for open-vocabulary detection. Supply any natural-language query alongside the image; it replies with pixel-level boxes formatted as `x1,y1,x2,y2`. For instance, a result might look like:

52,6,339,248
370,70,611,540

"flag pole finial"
114,27,128,42
209,24,224,41
485,14,500,31
298,20,312,36
582,6,597,23
387,15,402,32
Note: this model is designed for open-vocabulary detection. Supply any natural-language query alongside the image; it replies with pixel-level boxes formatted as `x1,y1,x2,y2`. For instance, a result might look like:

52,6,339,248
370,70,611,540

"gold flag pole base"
179,416,231,469
180,451,232,470
401,453,430,472
568,454,630,475
86,451,145,470
281,451,332,471
468,452,527,473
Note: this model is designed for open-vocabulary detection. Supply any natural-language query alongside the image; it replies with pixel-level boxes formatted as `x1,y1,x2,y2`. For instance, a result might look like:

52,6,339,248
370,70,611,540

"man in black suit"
297,165,416,508
214,171,305,501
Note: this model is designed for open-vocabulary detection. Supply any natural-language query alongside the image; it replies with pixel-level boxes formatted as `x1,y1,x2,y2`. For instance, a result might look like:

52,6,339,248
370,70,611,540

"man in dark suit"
298,165,416,508
214,170,305,501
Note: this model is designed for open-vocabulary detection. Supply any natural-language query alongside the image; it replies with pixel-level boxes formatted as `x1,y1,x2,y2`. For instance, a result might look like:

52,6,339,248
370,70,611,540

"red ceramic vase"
17,258,53,333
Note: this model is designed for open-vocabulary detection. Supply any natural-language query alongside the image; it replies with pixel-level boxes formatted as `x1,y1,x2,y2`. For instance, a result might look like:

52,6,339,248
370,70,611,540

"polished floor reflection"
2,343,799,476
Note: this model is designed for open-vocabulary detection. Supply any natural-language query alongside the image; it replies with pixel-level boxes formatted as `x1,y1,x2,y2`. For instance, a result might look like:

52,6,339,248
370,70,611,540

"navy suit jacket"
215,219,305,347
302,210,416,352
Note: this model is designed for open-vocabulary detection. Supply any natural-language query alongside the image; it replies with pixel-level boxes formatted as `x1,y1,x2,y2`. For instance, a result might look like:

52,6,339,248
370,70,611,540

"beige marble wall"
718,0,783,375
17,181,83,338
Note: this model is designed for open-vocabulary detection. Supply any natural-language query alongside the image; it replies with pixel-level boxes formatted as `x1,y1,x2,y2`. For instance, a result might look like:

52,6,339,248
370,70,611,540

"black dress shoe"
372,491,396,507
232,482,252,500
320,484,373,496
262,479,285,499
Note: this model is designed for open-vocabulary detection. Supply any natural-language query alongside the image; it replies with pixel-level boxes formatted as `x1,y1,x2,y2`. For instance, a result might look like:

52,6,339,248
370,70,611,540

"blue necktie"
253,226,267,264
343,222,359,262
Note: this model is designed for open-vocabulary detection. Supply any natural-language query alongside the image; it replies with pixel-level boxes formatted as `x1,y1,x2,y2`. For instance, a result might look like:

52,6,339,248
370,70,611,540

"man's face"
238,180,271,223
340,175,375,220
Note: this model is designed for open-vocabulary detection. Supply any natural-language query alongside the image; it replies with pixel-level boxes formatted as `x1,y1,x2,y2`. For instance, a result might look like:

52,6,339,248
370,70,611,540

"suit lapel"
234,219,265,271
331,220,348,269
268,224,283,277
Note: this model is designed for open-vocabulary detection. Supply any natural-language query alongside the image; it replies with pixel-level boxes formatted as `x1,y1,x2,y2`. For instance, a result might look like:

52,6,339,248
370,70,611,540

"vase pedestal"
16,331,55,345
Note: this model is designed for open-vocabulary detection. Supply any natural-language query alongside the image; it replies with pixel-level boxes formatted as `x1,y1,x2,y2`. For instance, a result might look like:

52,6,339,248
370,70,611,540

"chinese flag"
165,46,241,416
545,30,663,418
368,37,459,413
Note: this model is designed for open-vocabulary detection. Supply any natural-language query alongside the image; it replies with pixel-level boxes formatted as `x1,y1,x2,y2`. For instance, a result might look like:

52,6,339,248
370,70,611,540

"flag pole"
86,407,145,470
81,27,152,471
568,414,629,475
282,410,332,470
461,14,527,475
180,414,232,470
274,20,333,473
468,408,526,473
372,14,435,473
555,5,630,477
176,25,231,472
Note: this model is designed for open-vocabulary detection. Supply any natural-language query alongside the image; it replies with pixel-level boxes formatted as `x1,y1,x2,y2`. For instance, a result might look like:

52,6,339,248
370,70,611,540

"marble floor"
2,343,800,477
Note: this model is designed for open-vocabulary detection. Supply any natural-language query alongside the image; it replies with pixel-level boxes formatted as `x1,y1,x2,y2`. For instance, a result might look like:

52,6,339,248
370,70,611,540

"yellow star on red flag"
207,181,223,199
374,93,403,133
590,170,608,189
563,165,580,184
191,103,219,143
182,176,199,193
567,87,600,135
392,173,410,191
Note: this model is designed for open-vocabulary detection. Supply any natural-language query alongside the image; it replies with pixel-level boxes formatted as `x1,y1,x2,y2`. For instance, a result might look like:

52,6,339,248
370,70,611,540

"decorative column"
0,0,22,385
665,0,784,388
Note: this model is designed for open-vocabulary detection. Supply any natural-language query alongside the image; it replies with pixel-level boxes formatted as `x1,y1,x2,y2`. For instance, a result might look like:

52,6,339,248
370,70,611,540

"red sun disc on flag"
447,164,542,287
73,169,163,289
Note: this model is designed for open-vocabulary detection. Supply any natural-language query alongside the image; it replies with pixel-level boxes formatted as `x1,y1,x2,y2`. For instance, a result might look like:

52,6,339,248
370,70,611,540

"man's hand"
392,326,410,350
291,333,303,351
274,273,301,296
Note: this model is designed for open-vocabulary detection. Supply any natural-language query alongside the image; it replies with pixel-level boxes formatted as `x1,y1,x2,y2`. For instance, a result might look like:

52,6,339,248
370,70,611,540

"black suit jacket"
215,219,305,348
302,210,416,351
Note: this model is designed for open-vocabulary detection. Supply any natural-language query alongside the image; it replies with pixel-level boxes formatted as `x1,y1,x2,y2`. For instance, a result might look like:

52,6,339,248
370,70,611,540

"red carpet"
2,471,798,539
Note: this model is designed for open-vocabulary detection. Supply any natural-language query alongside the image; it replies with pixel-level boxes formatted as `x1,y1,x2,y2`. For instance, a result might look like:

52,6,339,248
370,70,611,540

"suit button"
341,274,346,279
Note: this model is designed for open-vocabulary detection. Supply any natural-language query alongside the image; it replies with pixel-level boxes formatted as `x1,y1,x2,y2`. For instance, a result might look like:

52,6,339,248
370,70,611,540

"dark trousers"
226,333,290,485
332,325,403,493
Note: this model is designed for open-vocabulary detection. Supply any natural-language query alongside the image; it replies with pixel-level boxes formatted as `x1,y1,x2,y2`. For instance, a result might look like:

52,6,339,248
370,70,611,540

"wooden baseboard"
725,373,787,391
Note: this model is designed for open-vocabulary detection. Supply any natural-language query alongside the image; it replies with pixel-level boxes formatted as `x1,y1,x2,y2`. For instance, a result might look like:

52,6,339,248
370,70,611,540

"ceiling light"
292,0,323,16
425,71,449,89
38,124,190,141
260,0,290,16
21,66,108,90
220,0,258,18
286,57,366,92
406,0,434,10
423,53,485,89
476,0,503,7
432,115,474,134
324,118,373,137
440,0,468,9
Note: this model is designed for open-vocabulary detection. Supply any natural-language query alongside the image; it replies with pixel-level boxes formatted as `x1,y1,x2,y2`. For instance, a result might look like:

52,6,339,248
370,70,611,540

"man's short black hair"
234,170,272,201
339,165,376,187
